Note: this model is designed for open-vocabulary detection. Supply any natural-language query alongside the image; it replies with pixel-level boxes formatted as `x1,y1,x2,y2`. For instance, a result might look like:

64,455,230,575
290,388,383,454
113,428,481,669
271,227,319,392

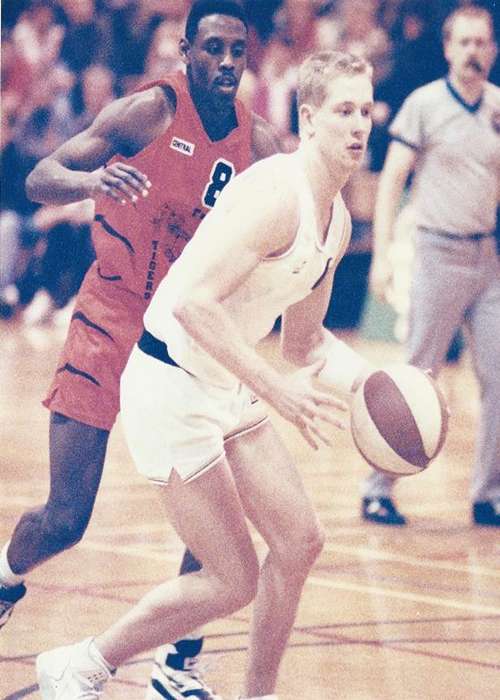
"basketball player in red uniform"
0,2,280,698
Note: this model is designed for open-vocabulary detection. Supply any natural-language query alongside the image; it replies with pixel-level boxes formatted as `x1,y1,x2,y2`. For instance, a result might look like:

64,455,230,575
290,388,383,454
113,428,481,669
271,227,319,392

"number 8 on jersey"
203,158,235,208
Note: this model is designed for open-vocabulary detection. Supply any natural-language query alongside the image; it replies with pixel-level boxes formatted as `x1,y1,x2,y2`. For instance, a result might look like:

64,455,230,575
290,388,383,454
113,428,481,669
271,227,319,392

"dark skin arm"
26,87,281,205
25,85,177,206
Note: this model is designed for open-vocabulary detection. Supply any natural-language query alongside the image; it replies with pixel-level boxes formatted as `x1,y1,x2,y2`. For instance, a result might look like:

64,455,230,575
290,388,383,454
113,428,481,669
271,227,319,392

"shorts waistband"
138,329,180,368
420,227,493,242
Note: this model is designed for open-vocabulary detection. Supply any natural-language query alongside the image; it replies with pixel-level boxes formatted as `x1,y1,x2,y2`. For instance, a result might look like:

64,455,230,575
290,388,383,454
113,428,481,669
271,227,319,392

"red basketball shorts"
43,271,146,431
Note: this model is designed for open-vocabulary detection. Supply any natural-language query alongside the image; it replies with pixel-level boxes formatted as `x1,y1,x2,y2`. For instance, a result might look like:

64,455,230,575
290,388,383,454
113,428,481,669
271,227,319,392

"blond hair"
442,5,494,44
297,51,372,109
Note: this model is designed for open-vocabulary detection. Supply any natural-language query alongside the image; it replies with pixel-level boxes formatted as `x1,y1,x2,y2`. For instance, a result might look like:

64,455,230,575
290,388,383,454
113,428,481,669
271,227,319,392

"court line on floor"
321,542,500,578
71,537,500,580
4,632,498,700
307,576,500,615
58,540,500,616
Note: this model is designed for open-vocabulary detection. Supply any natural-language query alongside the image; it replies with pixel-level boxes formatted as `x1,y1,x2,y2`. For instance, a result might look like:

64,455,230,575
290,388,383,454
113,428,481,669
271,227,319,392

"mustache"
466,58,483,73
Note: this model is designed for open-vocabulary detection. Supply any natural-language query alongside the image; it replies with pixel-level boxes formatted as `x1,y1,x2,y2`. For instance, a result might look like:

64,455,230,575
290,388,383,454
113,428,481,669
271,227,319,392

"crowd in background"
1,0,499,326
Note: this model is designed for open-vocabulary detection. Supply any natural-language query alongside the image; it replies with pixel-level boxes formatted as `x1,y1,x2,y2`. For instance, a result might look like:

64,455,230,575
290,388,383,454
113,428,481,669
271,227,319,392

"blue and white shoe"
145,645,221,700
0,583,26,629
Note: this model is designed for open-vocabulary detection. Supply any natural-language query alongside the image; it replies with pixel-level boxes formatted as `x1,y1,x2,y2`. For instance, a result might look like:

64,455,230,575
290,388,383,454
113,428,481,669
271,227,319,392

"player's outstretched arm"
25,86,175,206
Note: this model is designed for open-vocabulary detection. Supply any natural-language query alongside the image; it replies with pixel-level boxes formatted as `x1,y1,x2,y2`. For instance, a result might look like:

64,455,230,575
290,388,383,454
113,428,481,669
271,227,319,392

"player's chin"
463,65,484,80
213,84,238,101
346,147,364,163
347,151,366,172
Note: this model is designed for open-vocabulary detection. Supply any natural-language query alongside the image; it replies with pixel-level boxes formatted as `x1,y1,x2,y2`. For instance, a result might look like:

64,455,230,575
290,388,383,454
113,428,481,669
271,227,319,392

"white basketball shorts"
120,343,269,484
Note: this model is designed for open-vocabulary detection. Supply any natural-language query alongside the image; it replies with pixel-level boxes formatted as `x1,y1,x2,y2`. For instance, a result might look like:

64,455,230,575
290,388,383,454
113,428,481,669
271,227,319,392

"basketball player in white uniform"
36,51,374,700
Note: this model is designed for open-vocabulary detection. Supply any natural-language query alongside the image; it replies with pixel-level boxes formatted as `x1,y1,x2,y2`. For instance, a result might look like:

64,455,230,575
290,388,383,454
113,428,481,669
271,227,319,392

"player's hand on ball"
89,164,152,204
272,359,348,450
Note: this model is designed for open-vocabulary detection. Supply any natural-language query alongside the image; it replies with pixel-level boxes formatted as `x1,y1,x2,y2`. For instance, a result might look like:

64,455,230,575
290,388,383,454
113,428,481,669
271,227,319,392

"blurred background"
1,0,499,337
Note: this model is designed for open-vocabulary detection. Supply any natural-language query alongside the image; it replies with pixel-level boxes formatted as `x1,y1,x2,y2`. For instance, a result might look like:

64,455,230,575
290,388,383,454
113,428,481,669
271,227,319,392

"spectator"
11,0,64,91
333,0,393,84
56,0,110,74
378,0,447,120
72,63,118,130
143,1,190,82
254,0,331,142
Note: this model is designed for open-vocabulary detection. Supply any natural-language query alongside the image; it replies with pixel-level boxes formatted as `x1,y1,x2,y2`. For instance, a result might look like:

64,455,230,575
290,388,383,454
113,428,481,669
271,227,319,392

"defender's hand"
88,163,152,204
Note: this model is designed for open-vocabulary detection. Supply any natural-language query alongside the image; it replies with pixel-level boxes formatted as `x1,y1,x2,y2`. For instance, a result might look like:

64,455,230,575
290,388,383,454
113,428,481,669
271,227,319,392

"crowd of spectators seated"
1,0,499,327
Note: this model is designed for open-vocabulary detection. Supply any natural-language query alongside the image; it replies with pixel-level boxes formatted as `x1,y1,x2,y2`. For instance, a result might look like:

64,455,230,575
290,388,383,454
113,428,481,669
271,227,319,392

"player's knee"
213,556,260,614
43,506,91,550
220,576,258,614
277,519,325,575
295,520,325,568
232,566,259,610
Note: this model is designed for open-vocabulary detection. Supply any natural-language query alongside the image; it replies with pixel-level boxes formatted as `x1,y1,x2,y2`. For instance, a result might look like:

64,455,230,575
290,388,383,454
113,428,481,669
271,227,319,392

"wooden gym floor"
0,320,499,699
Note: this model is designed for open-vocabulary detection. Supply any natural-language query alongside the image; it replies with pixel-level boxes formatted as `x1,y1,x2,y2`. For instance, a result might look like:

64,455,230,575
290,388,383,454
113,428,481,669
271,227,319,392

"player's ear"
490,39,498,66
443,39,452,65
299,103,316,138
179,38,191,65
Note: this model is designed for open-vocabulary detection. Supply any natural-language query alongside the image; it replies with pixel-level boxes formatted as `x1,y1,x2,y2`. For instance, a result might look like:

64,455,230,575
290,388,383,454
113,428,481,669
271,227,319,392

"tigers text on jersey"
144,152,351,389
92,71,252,300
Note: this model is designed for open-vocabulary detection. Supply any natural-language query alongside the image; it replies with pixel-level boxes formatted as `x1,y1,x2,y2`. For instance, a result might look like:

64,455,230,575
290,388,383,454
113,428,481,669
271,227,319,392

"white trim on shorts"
150,414,270,486
150,451,226,487
223,414,270,444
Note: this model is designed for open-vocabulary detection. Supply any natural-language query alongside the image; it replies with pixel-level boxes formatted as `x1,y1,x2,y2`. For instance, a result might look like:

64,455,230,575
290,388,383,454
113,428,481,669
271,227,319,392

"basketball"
350,364,449,476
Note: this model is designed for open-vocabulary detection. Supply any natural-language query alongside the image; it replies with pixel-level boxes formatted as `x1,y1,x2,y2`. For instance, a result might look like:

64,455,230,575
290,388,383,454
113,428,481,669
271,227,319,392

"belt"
420,227,493,242
138,329,180,368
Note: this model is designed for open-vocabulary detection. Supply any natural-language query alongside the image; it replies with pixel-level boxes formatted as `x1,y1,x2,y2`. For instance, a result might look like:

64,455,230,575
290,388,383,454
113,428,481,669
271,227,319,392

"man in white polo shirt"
363,4,500,527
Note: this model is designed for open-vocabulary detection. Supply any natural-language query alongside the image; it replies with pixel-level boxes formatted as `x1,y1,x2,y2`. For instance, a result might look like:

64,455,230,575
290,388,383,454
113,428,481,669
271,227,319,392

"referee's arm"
369,140,417,302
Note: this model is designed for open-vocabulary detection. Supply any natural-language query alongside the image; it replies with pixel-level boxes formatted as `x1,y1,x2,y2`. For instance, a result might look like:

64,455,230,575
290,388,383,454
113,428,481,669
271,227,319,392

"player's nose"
352,113,368,136
219,49,234,69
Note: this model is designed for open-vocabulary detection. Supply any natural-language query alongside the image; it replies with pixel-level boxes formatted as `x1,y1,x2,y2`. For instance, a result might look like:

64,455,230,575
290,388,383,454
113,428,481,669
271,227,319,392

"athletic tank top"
91,71,253,300
144,152,351,388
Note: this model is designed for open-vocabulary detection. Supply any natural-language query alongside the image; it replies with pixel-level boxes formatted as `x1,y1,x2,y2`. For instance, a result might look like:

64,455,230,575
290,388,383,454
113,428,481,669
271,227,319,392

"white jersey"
144,152,351,388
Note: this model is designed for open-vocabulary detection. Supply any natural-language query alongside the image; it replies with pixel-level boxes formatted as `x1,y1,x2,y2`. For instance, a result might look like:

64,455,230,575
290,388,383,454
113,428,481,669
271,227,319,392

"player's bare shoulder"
95,84,177,157
250,112,283,162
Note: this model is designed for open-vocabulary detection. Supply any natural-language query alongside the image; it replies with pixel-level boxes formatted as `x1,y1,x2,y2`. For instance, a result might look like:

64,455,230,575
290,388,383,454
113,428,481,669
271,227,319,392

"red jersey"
93,71,253,300
44,72,253,430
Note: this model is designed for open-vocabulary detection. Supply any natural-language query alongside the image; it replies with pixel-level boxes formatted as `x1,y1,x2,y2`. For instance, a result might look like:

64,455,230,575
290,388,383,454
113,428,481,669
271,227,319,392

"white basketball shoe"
145,645,221,700
36,637,113,699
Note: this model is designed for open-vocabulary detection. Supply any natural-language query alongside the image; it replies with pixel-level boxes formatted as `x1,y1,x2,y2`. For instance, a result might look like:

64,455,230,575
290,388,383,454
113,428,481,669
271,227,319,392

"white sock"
0,542,24,588
88,638,116,674
180,627,203,641
69,637,115,680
